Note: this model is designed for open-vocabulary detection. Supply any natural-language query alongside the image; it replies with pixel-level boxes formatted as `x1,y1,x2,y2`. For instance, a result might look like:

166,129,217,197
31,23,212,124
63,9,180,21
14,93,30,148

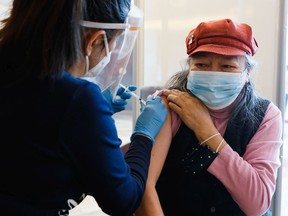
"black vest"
156,99,270,216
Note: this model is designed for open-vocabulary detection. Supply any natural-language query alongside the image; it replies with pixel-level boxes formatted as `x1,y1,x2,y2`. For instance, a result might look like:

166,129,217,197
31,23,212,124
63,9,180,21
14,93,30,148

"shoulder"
154,89,181,137
260,102,283,138
263,102,282,125
253,97,281,121
265,102,281,117
55,72,111,113
58,72,103,99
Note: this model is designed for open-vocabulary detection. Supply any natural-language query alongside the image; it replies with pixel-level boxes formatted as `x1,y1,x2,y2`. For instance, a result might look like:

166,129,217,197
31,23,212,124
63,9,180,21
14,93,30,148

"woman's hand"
162,89,219,144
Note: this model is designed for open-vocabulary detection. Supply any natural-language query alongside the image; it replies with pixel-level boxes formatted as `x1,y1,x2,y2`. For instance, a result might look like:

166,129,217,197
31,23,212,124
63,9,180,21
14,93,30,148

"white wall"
0,0,10,19
138,0,282,103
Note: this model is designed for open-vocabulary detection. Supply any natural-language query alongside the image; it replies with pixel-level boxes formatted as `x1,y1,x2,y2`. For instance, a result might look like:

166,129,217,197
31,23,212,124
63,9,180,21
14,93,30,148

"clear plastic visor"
80,5,143,101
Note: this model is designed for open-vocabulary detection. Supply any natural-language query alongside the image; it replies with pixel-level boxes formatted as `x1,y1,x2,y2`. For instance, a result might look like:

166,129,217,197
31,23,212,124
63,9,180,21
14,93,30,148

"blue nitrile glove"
131,95,167,143
103,85,137,114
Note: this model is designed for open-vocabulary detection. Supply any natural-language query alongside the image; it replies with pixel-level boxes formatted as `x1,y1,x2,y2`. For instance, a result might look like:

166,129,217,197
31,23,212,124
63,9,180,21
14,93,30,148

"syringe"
119,83,146,105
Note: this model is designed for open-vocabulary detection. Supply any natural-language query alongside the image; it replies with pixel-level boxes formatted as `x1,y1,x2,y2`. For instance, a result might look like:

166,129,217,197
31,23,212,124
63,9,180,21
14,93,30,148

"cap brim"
189,44,246,56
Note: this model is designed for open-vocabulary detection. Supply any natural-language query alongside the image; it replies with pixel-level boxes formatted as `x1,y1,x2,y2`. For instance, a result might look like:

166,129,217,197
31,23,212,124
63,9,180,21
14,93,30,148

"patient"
135,18,282,216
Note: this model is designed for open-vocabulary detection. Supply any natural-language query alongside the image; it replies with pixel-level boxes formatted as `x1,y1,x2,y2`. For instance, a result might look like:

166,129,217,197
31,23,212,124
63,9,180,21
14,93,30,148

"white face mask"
186,70,247,110
83,51,112,78
82,33,111,78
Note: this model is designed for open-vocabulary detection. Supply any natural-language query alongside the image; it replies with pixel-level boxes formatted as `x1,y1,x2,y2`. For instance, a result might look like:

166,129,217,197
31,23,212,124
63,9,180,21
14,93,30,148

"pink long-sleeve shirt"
170,101,282,216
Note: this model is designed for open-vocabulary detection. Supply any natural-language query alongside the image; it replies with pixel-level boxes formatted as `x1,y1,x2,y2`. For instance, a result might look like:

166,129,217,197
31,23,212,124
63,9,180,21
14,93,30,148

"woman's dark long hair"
0,0,83,87
0,0,131,88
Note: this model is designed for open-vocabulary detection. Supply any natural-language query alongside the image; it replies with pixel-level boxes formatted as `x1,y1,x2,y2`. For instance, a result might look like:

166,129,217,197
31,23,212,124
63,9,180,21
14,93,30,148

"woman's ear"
84,30,106,56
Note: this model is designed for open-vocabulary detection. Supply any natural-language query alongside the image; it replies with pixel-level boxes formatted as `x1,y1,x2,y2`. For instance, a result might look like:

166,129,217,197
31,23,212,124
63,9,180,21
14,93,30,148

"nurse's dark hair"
0,0,131,87
164,54,262,131
82,0,131,41
0,0,83,87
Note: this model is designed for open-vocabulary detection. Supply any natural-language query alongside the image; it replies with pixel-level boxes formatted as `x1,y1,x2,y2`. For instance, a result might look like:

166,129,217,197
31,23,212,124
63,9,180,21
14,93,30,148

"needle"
119,83,146,105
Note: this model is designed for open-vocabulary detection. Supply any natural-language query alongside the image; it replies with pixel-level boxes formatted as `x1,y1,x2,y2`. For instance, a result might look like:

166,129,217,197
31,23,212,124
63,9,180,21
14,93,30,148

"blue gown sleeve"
59,82,152,215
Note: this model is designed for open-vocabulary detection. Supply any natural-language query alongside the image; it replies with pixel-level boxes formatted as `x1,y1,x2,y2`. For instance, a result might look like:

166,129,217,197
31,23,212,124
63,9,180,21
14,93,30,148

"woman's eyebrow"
222,56,240,61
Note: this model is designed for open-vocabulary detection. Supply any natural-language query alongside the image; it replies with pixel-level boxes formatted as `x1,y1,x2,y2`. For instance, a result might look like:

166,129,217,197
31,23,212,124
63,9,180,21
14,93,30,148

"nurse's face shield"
80,5,143,101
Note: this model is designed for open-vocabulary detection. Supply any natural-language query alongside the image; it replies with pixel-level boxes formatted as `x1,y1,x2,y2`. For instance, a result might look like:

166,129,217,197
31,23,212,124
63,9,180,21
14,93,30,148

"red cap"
186,19,258,56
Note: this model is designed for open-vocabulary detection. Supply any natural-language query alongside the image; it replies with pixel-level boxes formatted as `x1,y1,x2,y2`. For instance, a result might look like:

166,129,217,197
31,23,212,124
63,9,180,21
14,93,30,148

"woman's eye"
194,63,207,68
222,65,234,68
221,65,241,72
222,65,239,70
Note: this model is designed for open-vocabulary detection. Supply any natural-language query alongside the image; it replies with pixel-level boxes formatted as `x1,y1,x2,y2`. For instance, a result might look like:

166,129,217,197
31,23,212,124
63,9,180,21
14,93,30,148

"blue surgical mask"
186,70,247,110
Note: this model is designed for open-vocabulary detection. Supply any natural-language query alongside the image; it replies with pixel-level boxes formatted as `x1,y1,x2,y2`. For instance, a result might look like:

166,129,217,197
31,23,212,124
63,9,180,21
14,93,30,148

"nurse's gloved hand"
131,95,167,143
103,85,137,114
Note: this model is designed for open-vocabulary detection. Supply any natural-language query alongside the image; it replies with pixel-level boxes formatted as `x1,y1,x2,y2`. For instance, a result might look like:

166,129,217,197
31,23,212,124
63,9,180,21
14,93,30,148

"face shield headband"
80,5,143,101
